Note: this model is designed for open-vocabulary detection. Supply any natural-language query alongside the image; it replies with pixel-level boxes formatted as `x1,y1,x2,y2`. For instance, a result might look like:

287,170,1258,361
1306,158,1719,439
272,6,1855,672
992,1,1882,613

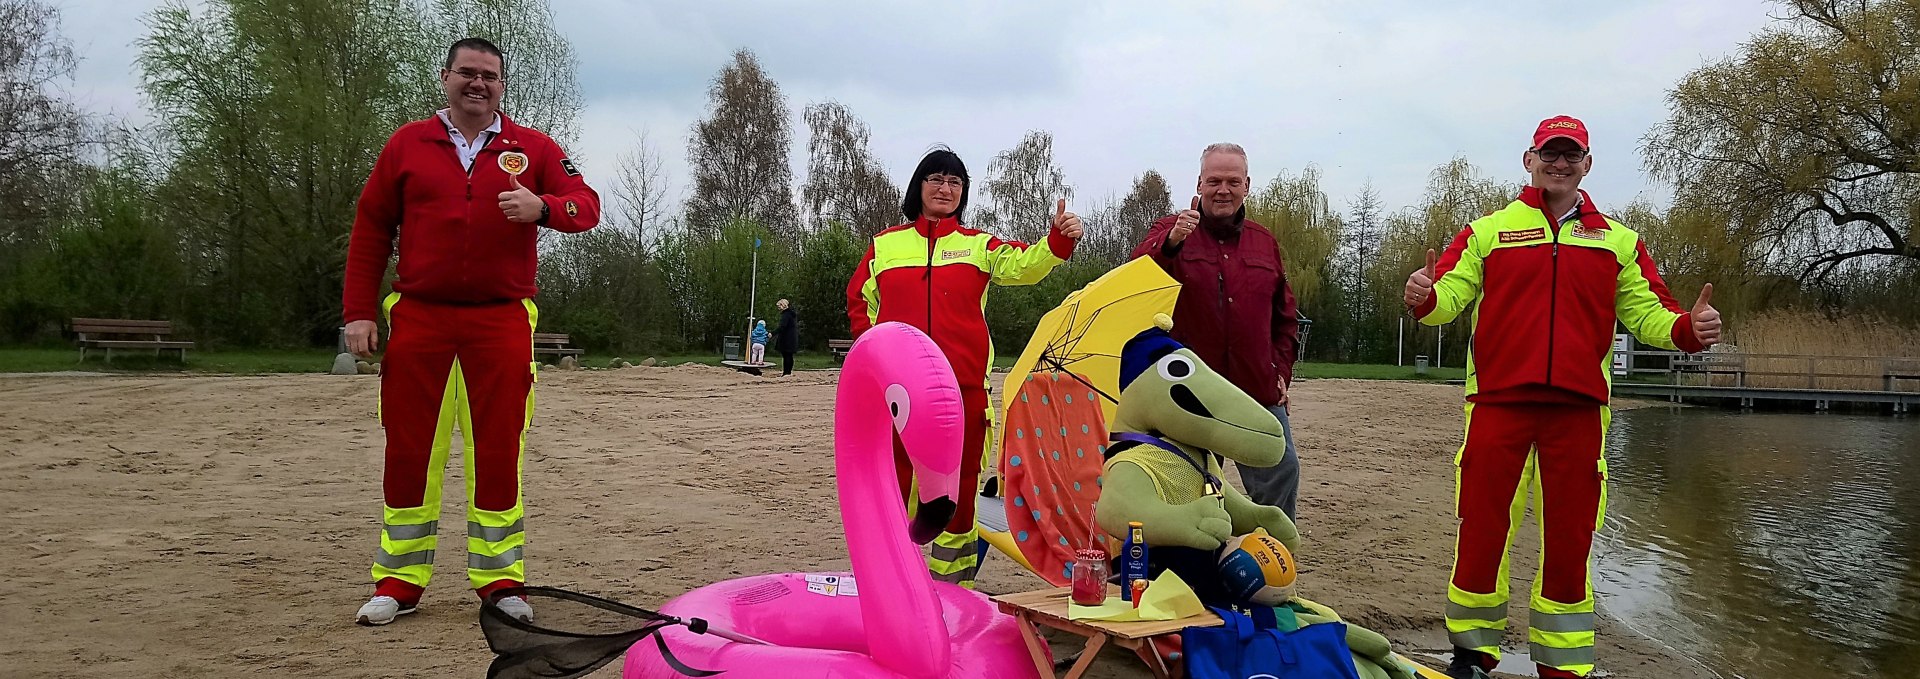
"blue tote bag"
1182,605,1362,679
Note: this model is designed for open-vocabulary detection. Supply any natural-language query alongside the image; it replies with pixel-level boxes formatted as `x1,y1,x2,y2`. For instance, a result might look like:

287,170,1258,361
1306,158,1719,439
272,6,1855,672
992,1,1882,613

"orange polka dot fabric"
999,370,1111,586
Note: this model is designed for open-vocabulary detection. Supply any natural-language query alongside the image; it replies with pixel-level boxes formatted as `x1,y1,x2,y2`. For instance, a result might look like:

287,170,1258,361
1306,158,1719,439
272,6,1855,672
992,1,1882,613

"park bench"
71,318,194,363
533,333,583,361
828,338,854,363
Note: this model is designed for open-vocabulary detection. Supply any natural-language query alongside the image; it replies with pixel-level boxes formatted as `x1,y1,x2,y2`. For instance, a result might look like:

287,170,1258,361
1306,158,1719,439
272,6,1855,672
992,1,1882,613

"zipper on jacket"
1546,227,1560,387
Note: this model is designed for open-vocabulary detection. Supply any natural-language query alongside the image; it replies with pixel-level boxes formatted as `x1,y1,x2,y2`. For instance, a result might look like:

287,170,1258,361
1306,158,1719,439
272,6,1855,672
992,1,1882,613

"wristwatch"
537,201,550,225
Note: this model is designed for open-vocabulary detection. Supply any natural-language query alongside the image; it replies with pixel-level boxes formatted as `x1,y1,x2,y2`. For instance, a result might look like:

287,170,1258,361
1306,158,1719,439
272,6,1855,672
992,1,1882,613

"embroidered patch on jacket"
940,249,973,260
565,200,579,217
1498,227,1547,244
1569,225,1606,240
560,158,581,177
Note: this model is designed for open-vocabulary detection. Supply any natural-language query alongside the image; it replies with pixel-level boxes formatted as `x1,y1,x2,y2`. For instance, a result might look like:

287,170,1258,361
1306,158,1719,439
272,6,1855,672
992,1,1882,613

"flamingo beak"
908,496,957,545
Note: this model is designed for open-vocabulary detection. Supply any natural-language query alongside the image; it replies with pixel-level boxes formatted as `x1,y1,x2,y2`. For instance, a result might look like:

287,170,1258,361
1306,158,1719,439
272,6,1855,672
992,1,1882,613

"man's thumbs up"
1170,197,1201,245
1405,248,1439,308
498,171,541,223
1691,283,1721,348
1053,198,1084,239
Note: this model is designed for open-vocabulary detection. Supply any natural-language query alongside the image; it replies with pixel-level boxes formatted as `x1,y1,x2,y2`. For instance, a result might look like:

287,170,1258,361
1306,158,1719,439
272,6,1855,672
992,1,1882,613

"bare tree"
0,0,93,240
687,49,797,239
981,130,1071,243
800,100,900,237
608,129,669,256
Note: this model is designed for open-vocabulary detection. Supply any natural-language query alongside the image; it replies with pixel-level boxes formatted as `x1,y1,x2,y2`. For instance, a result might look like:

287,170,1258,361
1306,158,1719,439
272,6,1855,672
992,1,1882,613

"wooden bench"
828,338,854,363
532,333,583,361
71,318,194,363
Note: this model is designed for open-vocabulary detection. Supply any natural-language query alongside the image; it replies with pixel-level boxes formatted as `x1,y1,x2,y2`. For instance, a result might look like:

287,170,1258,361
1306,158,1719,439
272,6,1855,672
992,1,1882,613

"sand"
0,367,1704,678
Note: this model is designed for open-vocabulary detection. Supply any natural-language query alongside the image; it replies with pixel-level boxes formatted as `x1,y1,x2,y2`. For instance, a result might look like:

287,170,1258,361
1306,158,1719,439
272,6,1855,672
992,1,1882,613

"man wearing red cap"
1404,116,1720,679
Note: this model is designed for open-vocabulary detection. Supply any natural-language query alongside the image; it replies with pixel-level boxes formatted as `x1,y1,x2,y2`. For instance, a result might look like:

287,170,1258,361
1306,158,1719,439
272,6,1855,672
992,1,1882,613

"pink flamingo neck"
834,350,952,678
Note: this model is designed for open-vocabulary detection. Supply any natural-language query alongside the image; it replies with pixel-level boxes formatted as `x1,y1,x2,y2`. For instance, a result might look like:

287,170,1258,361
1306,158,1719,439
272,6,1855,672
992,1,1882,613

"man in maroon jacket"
342,38,600,627
1130,143,1303,518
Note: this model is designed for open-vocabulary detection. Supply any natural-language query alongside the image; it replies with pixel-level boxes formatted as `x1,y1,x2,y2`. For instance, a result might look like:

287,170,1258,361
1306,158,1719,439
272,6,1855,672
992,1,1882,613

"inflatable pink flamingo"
622,322,1044,679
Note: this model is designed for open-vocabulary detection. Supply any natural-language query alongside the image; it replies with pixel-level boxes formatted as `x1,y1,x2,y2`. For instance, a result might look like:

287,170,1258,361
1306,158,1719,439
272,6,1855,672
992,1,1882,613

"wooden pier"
1612,349,1920,413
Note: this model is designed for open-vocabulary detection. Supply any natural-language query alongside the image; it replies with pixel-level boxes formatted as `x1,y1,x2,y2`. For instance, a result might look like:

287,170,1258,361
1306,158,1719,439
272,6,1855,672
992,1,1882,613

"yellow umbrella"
979,256,1181,584
999,256,1182,427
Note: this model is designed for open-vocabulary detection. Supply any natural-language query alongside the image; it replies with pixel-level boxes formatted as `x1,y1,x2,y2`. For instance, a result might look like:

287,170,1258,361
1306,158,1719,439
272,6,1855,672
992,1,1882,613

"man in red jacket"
342,37,599,627
1131,142,1303,519
1407,116,1719,679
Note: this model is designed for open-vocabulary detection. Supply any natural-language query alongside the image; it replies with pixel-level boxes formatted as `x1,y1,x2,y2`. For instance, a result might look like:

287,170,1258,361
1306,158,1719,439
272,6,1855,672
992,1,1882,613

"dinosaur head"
1113,315,1285,467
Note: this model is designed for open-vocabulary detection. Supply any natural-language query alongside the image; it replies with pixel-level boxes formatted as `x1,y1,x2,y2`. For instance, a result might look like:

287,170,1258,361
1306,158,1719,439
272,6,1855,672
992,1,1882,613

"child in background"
749,320,769,365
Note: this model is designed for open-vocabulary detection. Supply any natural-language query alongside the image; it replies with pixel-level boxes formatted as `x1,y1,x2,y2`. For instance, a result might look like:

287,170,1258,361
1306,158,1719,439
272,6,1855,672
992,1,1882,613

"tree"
980,131,1071,243
136,0,581,345
0,0,95,339
607,129,670,257
1642,0,1920,284
140,0,436,344
1113,170,1172,257
1369,158,1517,365
800,101,900,237
429,0,584,147
1342,181,1387,360
1247,166,1345,359
687,50,797,240
0,0,92,237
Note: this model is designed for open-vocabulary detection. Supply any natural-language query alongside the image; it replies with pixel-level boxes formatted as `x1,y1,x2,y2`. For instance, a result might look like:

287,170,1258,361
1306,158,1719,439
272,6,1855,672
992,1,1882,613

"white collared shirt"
436,109,502,172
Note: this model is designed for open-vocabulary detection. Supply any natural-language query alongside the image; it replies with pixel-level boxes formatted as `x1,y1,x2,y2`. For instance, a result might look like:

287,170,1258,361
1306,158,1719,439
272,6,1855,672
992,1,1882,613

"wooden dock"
1614,349,1920,413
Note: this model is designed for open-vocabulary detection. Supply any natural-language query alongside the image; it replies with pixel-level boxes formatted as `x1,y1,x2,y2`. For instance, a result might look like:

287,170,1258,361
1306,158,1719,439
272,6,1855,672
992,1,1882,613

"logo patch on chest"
1499,227,1547,244
940,248,973,260
1569,225,1606,240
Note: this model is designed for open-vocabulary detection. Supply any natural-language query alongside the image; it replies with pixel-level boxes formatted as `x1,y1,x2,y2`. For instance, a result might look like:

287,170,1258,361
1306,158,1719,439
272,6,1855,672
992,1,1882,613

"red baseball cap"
1533,115,1589,150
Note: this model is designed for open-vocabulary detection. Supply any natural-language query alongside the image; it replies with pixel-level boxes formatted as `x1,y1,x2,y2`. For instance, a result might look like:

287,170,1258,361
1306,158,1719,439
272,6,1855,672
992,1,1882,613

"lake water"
1595,408,1920,678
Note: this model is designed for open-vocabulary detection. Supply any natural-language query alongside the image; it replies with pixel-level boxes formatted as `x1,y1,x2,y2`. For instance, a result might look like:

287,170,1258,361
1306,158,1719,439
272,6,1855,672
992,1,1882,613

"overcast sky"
57,0,1786,221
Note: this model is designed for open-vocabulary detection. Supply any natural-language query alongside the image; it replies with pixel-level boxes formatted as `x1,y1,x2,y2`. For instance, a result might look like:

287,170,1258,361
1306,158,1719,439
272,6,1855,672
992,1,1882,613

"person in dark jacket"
1130,142,1303,519
774,299,799,376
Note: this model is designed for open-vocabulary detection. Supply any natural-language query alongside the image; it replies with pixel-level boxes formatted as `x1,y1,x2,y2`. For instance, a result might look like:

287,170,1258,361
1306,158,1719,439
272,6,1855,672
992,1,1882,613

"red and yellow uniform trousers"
1415,187,1704,677
370,293,539,604
848,216,1076,588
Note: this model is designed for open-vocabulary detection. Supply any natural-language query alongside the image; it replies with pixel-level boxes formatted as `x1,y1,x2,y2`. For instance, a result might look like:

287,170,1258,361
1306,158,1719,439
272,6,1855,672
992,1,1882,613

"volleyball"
1216,529,1298,606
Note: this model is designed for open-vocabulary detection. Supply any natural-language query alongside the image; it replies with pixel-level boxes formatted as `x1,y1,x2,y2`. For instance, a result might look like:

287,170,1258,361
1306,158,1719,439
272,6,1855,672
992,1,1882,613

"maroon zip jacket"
343,112,599,324
1132,210,1299,406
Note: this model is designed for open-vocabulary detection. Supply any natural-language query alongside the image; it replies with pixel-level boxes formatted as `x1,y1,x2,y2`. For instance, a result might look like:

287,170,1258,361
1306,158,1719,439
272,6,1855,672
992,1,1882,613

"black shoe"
1446,648,1495,679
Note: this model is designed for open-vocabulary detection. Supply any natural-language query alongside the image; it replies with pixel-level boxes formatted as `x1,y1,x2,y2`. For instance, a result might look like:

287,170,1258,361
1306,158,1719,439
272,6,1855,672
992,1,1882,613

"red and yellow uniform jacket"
846,216,1076,384
343,113,599,324
1414,187,1704,405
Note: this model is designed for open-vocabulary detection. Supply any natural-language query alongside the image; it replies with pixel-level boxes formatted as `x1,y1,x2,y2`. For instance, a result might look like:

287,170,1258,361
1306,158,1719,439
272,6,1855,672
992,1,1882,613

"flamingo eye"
885,383,911,430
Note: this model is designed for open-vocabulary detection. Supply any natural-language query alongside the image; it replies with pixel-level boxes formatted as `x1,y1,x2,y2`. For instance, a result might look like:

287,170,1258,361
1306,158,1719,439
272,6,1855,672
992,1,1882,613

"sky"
55,0,1787,220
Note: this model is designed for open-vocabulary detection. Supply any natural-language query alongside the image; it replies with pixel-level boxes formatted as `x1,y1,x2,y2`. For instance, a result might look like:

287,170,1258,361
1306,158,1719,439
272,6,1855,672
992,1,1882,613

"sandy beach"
0,366,1702,678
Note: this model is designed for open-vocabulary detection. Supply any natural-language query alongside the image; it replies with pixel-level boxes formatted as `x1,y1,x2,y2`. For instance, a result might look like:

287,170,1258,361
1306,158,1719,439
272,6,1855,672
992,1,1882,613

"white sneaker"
493,595,534,623
355,595,416,626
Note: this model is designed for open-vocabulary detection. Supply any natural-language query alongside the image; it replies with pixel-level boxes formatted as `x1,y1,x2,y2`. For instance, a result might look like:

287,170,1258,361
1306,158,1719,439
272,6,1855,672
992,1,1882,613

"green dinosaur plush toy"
1094,314,1299,573
1094,314,1416,679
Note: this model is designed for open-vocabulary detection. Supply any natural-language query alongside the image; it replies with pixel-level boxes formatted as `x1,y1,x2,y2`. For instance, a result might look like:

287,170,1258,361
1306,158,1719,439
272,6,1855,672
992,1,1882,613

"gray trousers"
1234,404,1298,519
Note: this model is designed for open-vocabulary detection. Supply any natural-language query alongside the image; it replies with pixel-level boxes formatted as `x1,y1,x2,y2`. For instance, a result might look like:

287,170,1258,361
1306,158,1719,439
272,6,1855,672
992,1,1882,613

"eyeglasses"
1532,147,1588,163
447,68,504,84
924,175,964,189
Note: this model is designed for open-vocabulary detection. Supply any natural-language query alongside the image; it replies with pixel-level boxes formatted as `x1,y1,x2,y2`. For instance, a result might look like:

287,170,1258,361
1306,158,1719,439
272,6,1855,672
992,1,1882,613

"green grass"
1,345,1456,382
0,347,337,375
1293,361,1466,381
